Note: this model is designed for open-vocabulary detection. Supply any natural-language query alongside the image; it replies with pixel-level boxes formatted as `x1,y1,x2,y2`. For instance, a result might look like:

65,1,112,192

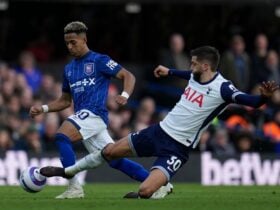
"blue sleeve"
96,55,122,77
221,82,268,108
168,69,191,80
62,68,70,93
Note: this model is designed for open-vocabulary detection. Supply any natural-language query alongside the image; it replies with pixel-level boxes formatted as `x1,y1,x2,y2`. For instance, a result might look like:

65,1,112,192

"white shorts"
67,109,114,152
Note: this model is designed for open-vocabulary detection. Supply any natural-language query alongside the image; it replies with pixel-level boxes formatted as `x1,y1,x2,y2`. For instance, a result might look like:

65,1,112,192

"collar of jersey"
75,50,92,61
195,72,219,85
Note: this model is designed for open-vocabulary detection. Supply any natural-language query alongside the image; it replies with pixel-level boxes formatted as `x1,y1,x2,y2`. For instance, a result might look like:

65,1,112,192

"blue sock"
55,133,76,167
109,158,149,182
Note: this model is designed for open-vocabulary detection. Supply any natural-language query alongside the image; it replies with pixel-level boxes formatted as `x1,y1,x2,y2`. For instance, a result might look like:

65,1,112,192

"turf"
1,183,280,210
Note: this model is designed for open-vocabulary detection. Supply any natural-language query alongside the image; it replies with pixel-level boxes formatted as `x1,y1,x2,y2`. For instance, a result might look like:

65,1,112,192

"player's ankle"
65,166,76,176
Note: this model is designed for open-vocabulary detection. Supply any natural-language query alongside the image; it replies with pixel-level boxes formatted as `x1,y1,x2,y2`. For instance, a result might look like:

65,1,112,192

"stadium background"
1,0,280,185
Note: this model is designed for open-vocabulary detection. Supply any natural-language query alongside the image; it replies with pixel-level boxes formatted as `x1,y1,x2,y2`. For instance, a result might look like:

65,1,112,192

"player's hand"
115,95,128,106
259,81,279,98
29,105,43,118
154,65,170,78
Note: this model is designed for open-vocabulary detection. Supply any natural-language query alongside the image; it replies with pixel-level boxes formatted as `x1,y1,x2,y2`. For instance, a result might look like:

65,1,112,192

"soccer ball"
19,166,47,193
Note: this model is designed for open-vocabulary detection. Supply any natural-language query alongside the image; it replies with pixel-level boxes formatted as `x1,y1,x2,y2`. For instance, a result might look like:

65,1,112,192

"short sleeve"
96,55,122,77
220,81,244,103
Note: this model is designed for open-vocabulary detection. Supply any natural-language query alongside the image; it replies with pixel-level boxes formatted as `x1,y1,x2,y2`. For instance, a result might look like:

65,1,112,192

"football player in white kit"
40,46,278,198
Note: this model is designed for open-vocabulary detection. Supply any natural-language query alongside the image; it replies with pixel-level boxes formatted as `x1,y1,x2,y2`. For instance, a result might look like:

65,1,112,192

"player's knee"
102,143,115,160
138,185,154,198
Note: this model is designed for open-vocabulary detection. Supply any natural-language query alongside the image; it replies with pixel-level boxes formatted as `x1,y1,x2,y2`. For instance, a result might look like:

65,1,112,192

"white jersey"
160,73,229,148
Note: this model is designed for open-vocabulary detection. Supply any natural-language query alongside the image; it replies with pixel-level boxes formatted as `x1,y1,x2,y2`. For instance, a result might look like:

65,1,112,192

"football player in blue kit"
30,21,172,199
39,46,278,198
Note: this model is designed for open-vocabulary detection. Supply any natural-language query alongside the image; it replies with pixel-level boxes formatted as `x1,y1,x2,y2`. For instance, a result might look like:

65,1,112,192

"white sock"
68,175,80,186
65,151,104,176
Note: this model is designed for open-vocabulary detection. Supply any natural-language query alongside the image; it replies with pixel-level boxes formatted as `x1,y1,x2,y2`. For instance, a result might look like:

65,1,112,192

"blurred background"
1,0,280,184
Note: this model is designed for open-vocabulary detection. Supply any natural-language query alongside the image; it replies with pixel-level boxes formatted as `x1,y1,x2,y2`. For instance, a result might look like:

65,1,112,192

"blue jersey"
62,51,122,125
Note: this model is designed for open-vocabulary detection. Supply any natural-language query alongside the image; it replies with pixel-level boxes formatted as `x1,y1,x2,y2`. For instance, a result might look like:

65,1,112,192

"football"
19,167,47,193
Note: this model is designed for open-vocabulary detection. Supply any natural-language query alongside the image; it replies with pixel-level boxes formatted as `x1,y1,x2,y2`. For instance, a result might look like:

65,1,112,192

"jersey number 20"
77,111,89,120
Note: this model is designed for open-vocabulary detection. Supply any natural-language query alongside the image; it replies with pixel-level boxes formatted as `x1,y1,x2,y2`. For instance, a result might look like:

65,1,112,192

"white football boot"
55,183,84,199
150,182,173,199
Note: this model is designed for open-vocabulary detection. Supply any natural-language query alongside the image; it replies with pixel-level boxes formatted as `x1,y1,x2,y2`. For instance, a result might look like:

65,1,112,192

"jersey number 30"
167,156,182,172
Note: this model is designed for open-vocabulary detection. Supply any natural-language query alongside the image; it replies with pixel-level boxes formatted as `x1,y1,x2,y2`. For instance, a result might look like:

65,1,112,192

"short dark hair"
64,21,88,35
190,46,220,71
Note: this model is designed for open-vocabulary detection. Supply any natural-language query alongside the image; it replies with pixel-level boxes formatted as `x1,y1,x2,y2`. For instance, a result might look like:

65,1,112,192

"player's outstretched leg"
40,151,105,178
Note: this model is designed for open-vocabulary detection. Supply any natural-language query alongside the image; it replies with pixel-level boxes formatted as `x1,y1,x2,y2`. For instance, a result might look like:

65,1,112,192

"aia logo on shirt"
183,87,204,107
84,63,94,75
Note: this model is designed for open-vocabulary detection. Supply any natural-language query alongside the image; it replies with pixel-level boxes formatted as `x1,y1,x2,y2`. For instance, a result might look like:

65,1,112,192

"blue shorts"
128,124,189,180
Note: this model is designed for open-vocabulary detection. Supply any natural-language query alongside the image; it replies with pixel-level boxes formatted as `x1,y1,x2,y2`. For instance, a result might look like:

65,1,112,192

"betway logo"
202,152,280,185
0,151,86,186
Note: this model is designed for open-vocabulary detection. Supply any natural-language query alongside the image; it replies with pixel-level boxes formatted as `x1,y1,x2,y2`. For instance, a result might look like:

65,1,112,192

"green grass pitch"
2,183,280,210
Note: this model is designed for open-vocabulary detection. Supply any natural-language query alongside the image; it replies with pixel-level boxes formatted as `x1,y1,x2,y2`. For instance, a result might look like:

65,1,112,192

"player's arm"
44,92,72,112
221,81,278,108
154,65,191,80
115,68,136,105
29,92,72,118
30,67,72,118
98,54,135,106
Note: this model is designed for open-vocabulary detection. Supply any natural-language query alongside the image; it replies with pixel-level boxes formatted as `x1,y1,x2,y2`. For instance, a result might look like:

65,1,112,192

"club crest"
206,87,212,95
84,63,94,75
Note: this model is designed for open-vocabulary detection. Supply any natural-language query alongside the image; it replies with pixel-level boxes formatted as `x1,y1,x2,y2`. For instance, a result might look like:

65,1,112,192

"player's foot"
123,191,139,199
55,184,84,199
40,166,73,179
150,182,173,199
123,183,173,199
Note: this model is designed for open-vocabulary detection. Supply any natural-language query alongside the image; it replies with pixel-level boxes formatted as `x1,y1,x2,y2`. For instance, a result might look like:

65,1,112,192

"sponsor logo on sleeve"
229,84,238,92
106,60,118,70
